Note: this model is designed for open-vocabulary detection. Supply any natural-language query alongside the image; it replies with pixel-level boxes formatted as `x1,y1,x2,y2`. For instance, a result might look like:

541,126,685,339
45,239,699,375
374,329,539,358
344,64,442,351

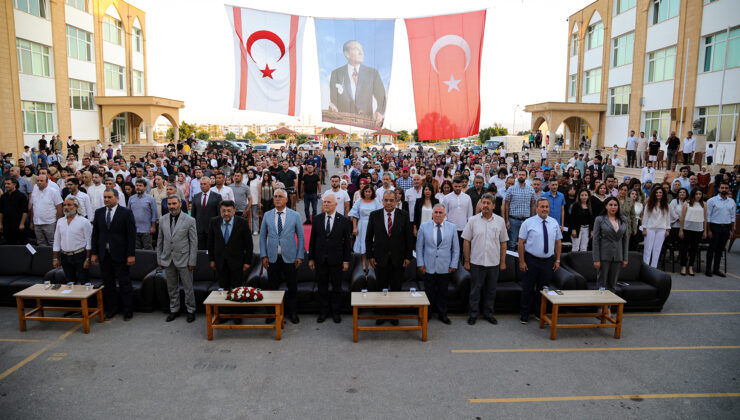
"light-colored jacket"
416,220,460,274
156,212,198,267
592,215,630,262
259,208,305,263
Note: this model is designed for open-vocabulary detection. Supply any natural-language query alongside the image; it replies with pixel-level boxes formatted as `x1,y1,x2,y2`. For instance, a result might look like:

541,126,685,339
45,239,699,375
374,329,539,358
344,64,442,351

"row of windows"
643,105,739,143
22,102,54,134
69,79,94,110
16,39,50,77
66,25,92,62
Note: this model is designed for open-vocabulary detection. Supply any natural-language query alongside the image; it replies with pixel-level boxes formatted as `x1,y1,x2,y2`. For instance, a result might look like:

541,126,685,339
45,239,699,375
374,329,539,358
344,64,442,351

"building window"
583,68,601,95
609,86,631,115
703,27,740,72
102,15,122,46
647,46,676,83
21,101,54,133
69,79,94,110
133,28,142,53
644,110,671,140
652,0,679,25
569,74,577,98
570,33,579,56
14,0,46,18
104,63,125,90
587,22,604,50
616,0,636,14
65,0,86,12
133,70,144,95
612,32,634,67
16,39,50,77
66,26,92,62
695,105,739,143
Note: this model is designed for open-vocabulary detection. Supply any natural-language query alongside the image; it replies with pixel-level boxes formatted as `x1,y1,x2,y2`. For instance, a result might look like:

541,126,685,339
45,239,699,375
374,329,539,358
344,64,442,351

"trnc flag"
405,10,486,140
226,6,306,116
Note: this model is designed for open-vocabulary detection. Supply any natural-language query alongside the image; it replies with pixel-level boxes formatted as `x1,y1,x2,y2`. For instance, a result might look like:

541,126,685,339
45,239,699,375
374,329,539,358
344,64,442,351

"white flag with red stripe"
226,6,306,116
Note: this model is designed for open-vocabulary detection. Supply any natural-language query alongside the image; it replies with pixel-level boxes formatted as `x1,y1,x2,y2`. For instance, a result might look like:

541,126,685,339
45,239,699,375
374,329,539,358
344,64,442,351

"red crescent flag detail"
246,30,286,62
405,10,486,141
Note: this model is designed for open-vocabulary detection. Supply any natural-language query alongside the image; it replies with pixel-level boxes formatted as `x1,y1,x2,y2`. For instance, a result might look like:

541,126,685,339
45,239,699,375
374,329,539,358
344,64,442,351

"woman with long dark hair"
413,184,438,235
641,186,670,267
668,187,689,249
592,196,630,311
569,189,594,251
678,188,707,276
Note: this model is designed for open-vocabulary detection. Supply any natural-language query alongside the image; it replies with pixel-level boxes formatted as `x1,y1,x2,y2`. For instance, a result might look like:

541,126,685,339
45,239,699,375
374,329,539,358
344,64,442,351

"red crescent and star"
245,30,285,79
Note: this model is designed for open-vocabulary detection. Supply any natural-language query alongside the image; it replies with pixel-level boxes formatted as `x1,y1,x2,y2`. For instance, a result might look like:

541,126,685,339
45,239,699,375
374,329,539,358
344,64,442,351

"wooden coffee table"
351,291,430,342
539,290,627,340
203,290,285,340
14,284,104,334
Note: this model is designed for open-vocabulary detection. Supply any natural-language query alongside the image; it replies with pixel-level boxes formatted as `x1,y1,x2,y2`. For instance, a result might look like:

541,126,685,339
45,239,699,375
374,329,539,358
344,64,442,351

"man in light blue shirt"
517,198,562,325
543,178,565,227
676,166,691,190
625,130,638,168
128,179,158,250
705,182,736,277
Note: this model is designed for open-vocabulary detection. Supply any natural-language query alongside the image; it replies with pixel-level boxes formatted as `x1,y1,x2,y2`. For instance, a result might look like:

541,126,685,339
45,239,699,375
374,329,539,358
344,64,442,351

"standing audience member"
705,182,736,277
504,170,536,250
52,196,92,284
641,186,670,268
191,177,222,249
592,197,629,310
0,178,29,244
679,189,707,276
128,179,158,250
569,189,594,252
30,175,62,246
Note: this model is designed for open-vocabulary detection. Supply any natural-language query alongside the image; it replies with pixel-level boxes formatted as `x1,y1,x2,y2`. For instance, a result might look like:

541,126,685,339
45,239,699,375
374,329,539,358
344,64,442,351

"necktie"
387,212,393,234
326,215,331,237
277,211,283,236
352,67,358,86
223,222,230,243
106,208,112,229
202,193,207,209
542,219,549,255
436,224,442,247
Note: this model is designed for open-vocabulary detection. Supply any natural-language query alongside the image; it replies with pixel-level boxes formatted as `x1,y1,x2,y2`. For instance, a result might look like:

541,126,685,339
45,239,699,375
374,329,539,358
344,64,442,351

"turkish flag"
227,6,306,116
405,11,485,141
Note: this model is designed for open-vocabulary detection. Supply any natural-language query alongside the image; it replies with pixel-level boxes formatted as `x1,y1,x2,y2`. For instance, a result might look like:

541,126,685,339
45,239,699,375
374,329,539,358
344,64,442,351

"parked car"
484,137,505,152
370,141,398,152
348,141,361,150
235,139,253,147
252,144,269,153
207,140,241,154
407,142,437,153
191,140,208,152
265,139,287,150
297,140,322,152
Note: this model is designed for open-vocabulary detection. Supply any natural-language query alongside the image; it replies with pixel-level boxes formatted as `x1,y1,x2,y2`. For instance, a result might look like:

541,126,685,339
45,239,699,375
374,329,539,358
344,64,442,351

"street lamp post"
513,104,520,135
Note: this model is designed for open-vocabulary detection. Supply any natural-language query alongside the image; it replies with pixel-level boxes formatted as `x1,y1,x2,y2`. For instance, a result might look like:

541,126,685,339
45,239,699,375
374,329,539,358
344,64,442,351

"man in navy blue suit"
91,188,136,321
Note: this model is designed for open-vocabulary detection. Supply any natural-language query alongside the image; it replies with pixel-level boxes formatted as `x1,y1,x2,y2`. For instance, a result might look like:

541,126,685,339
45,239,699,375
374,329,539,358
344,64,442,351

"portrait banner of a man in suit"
314,19,394,130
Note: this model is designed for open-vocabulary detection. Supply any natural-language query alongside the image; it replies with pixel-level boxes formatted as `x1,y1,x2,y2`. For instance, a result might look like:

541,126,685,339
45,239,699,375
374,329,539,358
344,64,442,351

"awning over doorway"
524,102,606,149
95,96,184,144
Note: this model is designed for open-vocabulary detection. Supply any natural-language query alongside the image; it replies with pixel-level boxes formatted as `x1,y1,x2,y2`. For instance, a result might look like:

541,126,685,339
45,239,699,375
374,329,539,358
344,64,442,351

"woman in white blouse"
641,186,671,267
678,188,707,276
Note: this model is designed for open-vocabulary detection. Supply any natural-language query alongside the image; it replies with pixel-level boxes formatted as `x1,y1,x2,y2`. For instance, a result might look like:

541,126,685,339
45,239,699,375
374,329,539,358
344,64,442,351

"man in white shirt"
375,173,395,205
641,160,656,184
682,131,696,165
87,173,106,211
63,178,93,219
636,131,648,167
404,175,423,222
52,196,92,284
30,175,63,246
212,172,234,202
625,130,638,168
443,177,473,251
321,175,351,216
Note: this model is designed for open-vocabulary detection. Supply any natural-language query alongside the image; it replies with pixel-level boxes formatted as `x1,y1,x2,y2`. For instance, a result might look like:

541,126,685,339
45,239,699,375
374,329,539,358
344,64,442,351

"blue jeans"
303,193,318,220
507,218,524,250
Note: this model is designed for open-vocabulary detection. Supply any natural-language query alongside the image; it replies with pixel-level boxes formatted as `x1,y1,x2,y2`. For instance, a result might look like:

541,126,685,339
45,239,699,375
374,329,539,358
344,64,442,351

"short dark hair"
452,177,465,184
135,179,147,186
220,200,235,208
5,177,19,187
66,177,79,185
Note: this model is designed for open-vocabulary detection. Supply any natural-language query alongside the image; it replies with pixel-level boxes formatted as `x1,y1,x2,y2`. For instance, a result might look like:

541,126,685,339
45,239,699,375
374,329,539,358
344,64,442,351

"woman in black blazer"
413,184,438,235
592,196,630,312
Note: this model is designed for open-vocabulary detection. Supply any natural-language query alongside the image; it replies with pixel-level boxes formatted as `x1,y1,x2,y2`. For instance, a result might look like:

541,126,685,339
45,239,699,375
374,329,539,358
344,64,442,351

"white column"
590,131,599,154
146,125,154,144
103,125,111,143
173,127,180,142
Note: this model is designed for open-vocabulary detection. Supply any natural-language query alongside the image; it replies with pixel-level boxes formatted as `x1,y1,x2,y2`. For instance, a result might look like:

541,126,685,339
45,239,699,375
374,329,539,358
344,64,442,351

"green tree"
412,129,419,141
245,131,256,140
296,134,308,145
398,130,409,142
224,132,236,140
478,125,508,143
196,130,210,140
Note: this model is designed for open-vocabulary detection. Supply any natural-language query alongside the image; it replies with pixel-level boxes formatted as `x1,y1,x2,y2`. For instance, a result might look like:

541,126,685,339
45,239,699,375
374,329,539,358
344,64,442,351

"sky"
129,0,593,133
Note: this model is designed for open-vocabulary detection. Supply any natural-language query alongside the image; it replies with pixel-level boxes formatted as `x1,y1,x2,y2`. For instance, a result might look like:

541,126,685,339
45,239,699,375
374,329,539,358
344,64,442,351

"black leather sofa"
0,245,55,306
558,251,672,311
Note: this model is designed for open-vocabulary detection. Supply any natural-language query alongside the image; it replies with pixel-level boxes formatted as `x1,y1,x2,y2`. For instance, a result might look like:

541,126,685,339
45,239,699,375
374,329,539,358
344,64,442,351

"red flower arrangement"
225,286,264,302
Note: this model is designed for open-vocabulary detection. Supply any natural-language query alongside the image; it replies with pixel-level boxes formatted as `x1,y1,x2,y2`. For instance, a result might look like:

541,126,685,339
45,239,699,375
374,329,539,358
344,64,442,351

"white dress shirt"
682,137,696,153
274,208,287,254
443,192,473,231
87,184,106,210
384,209,396,235
31,186,63,224
346,64,360,100
213,185,234,202
324,211,336,232
53,214,92,252
641,167,656,183
405,186,423,221
433,222,444,244
376,185,395,205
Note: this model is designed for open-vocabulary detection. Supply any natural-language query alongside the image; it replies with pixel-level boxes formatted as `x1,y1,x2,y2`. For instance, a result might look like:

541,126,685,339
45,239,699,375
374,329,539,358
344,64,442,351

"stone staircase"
121,143,165,158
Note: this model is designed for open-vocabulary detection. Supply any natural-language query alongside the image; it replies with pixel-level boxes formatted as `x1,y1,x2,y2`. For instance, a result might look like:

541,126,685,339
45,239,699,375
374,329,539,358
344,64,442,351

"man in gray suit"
191,177,221,249
157,195,198,323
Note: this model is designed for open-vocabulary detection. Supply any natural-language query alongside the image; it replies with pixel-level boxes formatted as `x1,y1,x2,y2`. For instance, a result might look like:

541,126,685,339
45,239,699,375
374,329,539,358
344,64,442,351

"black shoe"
713,270,726,277
123,313,133,321
467,316,477,325
484,316,498,325
303,220,311,225
333,314,341,324
104,311,117,320
705,271,713,277
166,312,179,322
376,319,386,325
186,313,196,323
289,314,300,324
233,318,242,325
265,317,275,324
390,319,399,326
520,317,528,325
438,315,451,325
533,314,540,321
317,313,328,323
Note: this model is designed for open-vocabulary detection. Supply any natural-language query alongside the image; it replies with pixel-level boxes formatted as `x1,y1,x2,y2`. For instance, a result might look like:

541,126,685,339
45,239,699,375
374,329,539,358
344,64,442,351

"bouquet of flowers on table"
225,287,263,302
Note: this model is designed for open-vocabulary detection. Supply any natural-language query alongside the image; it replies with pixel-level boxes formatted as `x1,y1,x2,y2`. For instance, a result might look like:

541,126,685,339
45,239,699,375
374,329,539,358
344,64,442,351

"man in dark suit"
90,188,136,321
365,189,414,325
309,194,352,323
328,40,386,126
191,176,221,249
207,200,252,324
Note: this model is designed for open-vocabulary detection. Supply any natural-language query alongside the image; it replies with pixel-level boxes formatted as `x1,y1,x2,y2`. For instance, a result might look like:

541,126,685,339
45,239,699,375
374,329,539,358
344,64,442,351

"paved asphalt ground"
1,152,739,418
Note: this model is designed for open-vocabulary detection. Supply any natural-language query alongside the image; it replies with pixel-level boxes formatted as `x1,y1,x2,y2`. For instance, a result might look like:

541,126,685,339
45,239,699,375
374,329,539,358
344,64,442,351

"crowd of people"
0,131,738,326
